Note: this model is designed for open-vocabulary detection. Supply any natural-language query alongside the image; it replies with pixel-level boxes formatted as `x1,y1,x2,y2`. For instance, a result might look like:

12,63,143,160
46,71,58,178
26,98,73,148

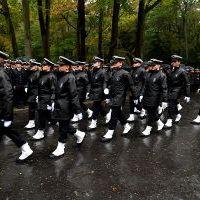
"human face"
148,64,160,71
77,65,83,71
93,61,101,69
111,61,123,69
30,66,38,71
58,64,70,72
0,57,4,65
132,62,141,68
42,65,51,71
171,60,180,68
16,64,22,69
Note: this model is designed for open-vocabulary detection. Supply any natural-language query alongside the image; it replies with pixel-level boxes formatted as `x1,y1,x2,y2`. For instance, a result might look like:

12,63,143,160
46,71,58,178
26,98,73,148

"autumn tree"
134,0,162,58
37,0,51,58
0,0,18,57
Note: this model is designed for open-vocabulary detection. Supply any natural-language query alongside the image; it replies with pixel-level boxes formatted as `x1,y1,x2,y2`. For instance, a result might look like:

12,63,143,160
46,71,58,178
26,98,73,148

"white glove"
47,102,55,111
184,96,190,103
105,99,110,104
4,121,12,127
197,89,200,93
139,96,143,102
36,96,38,103
158,106,163,115
86,93,90,100
104,88,109,95
47,104,52,110
77,113,83,120
133,99,138,104
25,88,28,93
162,102,168,110
51,102,55,112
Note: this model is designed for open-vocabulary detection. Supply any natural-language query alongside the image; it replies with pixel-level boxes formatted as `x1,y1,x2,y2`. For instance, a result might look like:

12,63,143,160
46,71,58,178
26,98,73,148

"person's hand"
162,102,168,110
86,93,90,100
77,113,83,120
51,102,55,111
133,99,138,104
4,121,12,127
184,96,190,103
47,102,54,111
139,96,143,102
104,88,109,95
36,96,38,103
105,99,110,104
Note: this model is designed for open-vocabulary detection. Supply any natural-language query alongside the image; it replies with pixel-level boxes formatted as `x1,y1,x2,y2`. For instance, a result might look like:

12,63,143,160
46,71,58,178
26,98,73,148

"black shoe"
16,154,33,164
191,121,200,125
87,127,96,131
48,153,64,159
31,137,45,141
100,137,112,143
139,133,150,137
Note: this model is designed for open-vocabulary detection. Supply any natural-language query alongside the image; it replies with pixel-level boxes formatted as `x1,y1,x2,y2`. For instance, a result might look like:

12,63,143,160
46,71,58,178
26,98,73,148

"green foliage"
0,0,200,65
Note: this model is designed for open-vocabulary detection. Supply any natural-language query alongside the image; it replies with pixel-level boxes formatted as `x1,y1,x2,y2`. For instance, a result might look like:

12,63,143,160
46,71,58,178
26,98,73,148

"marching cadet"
0,51,33,163
127,57,146,122
101,56,135,142
49,56,85,159
32,58,57,140
191,77,200,124
24,60,40,129
71,61,92,122
87,56,108,131
165,55,190,128
141,59,168,136
13,60,28,108
103,63,112,124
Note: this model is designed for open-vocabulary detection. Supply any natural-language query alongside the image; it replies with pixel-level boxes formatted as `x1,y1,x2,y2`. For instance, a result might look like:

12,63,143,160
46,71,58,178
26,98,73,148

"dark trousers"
108,106,126,130
28,102,37,120
58,120,71,143
38,110,51,130
91,101,107,120
145,106,159,126
14,86,26,107
168,99,179,120
0,124,26,148
80,99,88,112
129,98,142,114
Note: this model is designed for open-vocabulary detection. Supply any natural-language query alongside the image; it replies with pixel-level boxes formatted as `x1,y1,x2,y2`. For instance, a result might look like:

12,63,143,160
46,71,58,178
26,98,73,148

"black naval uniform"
74,70,90,112
27,70,40,121
0,66,26,147
129,66,146,114
142,70,168,126
108,68,135,130
13,68,28,107
52,71,81,143
37,71,56,130
89,68,108,119
167,67,190,120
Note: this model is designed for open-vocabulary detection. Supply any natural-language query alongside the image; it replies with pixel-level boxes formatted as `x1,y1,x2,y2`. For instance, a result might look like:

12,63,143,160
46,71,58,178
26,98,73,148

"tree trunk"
0,0,19,57
45,0,50,58
22,0,32,57
183,13,188,60
77,0,86,61
37,0,50,58
108,0,121,59
135,0,145,58
98,9,104,58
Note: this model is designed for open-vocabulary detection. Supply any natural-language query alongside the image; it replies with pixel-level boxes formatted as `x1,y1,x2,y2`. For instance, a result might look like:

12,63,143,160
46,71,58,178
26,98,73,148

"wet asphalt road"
0,95,200,200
